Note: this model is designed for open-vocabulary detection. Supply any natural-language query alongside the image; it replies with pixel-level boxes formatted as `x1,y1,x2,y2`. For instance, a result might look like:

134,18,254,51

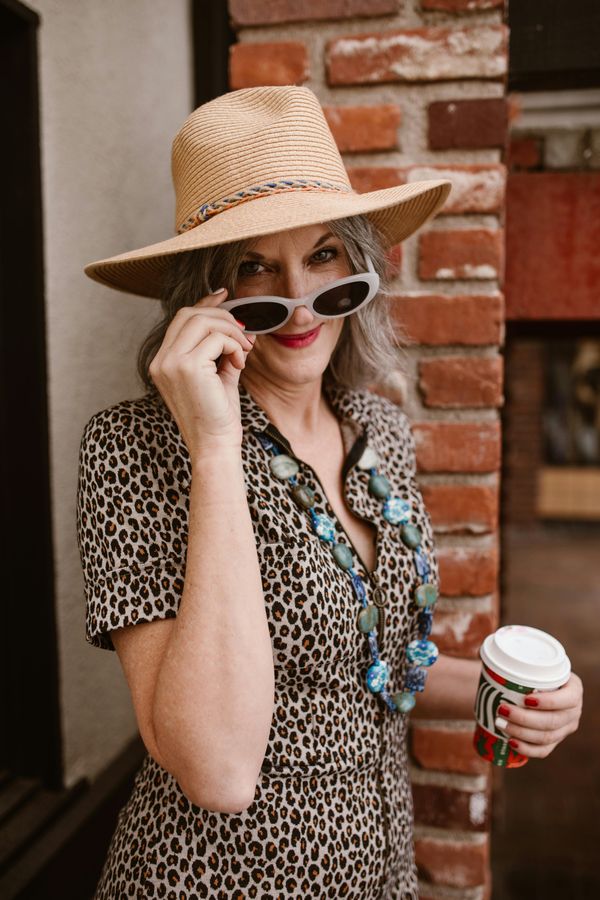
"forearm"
411,652,480,720
153,451,274,811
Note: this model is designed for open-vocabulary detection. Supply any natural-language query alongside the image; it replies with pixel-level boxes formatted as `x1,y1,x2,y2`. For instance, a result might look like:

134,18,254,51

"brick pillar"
228,2,508,896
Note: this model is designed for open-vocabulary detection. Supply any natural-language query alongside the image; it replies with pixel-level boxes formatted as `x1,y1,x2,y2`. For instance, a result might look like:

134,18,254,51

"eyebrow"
243,231,337,260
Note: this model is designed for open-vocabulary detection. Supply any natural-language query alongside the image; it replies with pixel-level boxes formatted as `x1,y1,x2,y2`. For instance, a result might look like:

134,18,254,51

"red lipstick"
270,325,321,348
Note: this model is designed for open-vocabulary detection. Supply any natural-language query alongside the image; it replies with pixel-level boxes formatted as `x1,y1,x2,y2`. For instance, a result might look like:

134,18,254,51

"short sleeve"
76,397,189,651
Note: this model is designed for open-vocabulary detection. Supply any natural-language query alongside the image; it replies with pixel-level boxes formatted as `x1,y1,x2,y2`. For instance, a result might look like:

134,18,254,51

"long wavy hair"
136,214,411,394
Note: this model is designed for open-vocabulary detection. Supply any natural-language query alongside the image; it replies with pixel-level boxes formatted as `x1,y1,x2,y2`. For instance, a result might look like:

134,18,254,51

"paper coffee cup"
473,625,571,768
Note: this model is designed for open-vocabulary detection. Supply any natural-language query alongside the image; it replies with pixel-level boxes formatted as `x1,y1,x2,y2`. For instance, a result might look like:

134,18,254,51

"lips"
270,325,321,346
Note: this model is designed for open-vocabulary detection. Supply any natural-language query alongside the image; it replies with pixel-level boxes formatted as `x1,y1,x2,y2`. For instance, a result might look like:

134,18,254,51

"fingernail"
495,716,509,731
498,705,511,717
525,697,539,708
508,739,519,749
210,287,225,295
235,319,246,329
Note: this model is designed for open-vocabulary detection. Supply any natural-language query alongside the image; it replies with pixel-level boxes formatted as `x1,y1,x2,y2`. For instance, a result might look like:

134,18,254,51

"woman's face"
233,224,352,390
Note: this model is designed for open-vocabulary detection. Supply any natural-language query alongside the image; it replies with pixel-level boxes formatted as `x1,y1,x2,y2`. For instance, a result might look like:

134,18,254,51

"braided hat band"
85,86,451,299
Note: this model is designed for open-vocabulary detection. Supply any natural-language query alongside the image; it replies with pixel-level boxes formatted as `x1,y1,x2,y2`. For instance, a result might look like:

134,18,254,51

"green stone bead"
368,474,391,499
400,523,422,549
332,542,353,570
357,604,379,633
291,484,315,509
269,454,299,480
414,583,438,608
391,691,416,713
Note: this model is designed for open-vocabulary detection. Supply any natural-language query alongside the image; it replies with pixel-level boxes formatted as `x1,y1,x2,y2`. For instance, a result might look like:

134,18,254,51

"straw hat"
84,85,451,299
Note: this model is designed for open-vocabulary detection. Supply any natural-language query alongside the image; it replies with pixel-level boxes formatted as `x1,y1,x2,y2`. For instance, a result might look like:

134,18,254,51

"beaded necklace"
255,431,439,714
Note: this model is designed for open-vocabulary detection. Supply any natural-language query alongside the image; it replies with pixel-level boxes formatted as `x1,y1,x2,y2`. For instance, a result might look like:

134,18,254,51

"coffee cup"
473,625,571,768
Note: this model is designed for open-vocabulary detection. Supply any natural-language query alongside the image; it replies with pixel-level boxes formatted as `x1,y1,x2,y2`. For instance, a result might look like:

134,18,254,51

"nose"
280,271,317,326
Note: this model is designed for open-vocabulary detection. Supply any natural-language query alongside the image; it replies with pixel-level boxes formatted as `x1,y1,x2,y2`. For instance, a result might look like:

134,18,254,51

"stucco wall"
32,0,193,787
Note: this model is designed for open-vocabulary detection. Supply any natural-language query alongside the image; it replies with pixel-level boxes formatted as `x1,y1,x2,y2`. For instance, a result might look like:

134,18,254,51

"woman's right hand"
149,288,256,462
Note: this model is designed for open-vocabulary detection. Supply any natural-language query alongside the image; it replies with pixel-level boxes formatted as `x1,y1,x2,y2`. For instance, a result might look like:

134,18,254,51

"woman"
78,86,583,899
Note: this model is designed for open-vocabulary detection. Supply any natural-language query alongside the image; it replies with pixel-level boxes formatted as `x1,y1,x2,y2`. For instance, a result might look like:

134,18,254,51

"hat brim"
84,179,451,299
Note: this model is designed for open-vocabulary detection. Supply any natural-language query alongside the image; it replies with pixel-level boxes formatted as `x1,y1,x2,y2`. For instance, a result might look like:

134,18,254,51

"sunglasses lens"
227,302,288,332
313,280,370,317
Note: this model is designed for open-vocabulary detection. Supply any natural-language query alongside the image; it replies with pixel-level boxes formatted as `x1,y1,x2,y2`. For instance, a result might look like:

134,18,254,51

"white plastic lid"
480,625,571,691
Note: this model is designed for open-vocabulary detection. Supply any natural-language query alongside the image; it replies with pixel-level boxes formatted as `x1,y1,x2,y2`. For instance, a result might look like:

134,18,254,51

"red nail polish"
508,739,519,749
498,705,510,717
235,319,246,329
525,697,539,707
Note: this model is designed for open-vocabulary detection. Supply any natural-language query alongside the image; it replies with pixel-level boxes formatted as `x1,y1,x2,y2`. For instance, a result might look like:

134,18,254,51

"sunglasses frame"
217,254,380,335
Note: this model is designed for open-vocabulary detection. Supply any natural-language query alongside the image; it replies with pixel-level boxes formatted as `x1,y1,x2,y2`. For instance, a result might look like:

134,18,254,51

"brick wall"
227,1,508,896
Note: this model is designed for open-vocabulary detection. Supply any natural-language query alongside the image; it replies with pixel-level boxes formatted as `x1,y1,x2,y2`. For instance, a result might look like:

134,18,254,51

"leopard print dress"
77,379,440,899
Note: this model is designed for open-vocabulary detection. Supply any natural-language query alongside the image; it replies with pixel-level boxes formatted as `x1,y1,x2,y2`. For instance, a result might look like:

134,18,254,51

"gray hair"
136,214,411,393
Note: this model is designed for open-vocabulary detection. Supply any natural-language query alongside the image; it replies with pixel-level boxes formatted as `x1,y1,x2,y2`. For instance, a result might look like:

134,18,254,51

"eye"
238,260,266,277
312,246,339,263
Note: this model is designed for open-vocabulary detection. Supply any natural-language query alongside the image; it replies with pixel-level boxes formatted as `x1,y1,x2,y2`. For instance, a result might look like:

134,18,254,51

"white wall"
32,0,193,787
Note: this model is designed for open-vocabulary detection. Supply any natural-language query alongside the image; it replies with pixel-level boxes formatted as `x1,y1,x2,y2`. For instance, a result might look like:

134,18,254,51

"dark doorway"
492,324,600,899
0,0,61,787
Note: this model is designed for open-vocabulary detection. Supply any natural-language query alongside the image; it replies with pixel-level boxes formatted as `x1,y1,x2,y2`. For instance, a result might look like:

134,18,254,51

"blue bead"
414,549,430,578
368,474,391,499
417,609,434,637
392,691,416,713
400,524,422,549
366,660,389,693
405,667,428,693
349,572,367,601
368,632,379,660
312,513,335,542
414,583,438,609
382,497,412,525
406,639,439,667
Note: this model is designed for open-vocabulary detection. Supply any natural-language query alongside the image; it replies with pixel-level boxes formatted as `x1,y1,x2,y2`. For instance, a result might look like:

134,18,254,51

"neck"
240,371,333,445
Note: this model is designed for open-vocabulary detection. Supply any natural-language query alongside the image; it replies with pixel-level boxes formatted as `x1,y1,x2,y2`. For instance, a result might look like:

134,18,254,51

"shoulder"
78,391,189,484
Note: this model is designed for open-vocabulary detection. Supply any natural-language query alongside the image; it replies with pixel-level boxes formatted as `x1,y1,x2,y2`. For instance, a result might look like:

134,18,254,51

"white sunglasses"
217,255,380,335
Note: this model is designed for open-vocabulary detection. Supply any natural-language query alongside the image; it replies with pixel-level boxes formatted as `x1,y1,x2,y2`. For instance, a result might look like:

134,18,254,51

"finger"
497,704,578,733
521,673,583,712
504,733,568,759
499,718,576,747
168,317,253,357
157,290,232,351
186,330,247,370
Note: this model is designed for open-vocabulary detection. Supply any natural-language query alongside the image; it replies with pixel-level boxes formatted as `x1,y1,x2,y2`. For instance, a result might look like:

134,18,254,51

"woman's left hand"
495,672,583,759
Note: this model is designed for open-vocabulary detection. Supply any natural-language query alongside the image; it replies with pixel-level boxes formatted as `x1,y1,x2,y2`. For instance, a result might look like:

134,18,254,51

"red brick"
229,42,309,89
411,723,488,775
507,137,542,170
415,835,489,889
391,294,504,346
413,783,489,831
419,483,498,533
326,25,507,85
437,545,499,596
229,0,397,26
428,98,508,149
323,104,401,153
407,164,505,214
432,606,497,656
384,242,403,279
414,421,501,473
506,173,600,319
418,356,504,408
422,0,504,10
347,166,406,192
419,229,503,281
